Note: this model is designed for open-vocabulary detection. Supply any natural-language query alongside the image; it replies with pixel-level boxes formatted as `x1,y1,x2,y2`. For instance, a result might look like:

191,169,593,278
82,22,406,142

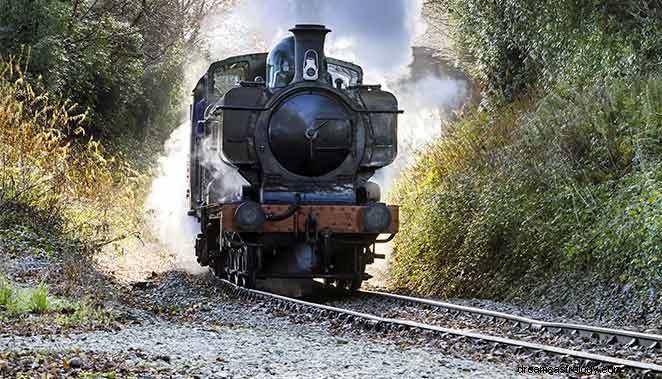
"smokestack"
289,24,331,83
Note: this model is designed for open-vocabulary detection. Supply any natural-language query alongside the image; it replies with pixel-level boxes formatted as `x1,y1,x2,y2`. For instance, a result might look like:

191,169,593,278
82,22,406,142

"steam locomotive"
188,24,400,290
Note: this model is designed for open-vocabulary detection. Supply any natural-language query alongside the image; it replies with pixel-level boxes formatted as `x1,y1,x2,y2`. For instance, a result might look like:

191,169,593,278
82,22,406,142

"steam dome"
266,36,295,88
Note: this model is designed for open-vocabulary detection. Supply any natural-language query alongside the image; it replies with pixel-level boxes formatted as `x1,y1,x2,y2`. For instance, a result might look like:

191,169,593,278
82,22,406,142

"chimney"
289,24,331,83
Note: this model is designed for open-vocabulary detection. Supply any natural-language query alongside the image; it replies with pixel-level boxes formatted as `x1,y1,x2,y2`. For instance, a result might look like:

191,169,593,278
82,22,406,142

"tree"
0,0,232,138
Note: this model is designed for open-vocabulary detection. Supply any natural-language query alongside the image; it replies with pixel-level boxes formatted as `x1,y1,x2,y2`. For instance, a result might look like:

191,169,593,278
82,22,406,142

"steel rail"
220,280,662,374
360,289,662,349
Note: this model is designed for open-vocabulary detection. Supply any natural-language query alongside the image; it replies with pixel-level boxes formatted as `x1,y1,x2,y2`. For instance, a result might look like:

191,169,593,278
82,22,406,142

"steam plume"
200,135,247,204
145,123,205,273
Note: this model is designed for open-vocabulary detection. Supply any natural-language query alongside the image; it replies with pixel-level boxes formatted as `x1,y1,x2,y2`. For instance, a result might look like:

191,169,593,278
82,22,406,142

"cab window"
327,59,362,89
212,62,249,98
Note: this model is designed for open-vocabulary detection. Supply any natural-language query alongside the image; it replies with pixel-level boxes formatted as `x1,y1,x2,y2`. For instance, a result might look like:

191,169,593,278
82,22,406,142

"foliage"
0,0,227,138
0,56,143,240
0,277,116,326
29,284,49,314
393,0,662,298
0,0,232,294
430,0,662,105
0,275,13,308
0,280,49,315
390,77,662,297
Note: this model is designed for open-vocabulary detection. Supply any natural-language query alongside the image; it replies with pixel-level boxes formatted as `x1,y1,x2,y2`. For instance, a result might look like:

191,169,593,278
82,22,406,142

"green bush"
390,77,662,297
0,56,144,241
0,0,186,137
0,278,51,315
439,0,662,104
393,0,662,298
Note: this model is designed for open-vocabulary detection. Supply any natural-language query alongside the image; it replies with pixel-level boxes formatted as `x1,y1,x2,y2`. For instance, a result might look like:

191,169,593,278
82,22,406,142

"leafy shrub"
436,0,662,105
0,0,188,137
0,278,46,315
390,77,662,297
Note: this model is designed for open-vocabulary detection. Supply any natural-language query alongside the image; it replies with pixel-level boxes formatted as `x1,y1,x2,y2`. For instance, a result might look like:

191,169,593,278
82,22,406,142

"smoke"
203,0,422,78
199,135,247,204
145,123,206,274
201,0,469,193
373,74,469,193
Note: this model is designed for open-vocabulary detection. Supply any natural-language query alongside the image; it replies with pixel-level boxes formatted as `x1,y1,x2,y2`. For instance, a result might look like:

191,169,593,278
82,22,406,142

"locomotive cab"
190,24,400,292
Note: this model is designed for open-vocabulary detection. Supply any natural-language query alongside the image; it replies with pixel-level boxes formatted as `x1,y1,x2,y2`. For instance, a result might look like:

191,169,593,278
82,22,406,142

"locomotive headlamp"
234,201,265,231
362,203,391,233
302,50,319,81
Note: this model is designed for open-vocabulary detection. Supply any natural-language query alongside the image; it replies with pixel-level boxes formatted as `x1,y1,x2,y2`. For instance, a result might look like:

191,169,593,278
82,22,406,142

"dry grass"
390,78,662,298
0,55,143,241
0,55,149,291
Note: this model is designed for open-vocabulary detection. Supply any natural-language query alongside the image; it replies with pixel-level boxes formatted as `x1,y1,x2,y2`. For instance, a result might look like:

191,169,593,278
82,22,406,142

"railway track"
219,280,662,377
360,289,662,351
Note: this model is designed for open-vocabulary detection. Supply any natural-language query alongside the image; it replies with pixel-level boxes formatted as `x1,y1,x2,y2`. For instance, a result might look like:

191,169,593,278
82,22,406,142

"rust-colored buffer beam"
221,204,399,234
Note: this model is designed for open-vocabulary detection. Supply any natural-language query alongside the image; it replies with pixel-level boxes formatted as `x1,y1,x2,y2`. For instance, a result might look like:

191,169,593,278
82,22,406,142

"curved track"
220,280,662,377
361,289,662,350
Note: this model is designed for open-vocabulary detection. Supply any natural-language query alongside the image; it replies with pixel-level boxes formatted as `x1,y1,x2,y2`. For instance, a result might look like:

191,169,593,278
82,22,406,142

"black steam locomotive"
189,24,400,290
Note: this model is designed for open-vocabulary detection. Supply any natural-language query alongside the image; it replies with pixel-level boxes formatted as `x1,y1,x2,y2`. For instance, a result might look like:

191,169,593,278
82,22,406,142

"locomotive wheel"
210,256,227,279
244,271,256,289
349,254,367,291
236,251,245,287
334,279,362,291
211,263,227,279
336,279,350,290
349,278,362,291
239,247,256,289
229,248,240,285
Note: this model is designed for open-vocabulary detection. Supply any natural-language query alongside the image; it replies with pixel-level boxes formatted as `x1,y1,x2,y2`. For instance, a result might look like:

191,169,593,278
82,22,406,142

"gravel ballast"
0,271,537,378
2,320,533,378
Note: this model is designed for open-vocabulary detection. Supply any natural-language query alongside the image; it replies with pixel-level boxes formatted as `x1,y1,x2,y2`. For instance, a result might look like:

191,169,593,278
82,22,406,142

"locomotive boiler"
189,24,400,290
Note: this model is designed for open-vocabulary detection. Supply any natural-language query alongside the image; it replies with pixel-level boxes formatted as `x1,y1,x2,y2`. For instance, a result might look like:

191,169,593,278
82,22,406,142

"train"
188,24,400,290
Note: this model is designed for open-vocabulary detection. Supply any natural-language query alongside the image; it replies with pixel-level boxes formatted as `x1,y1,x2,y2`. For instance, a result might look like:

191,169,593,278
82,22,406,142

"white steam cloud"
374,75,469,191
145,123,206,273
216,0,423,77
199,135,247,204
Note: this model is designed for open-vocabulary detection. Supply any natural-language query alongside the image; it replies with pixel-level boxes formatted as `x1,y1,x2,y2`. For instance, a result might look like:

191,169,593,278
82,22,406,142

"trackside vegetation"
0,0,198,138
391,0,662,298
0,0,225,288
0,56,144,285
